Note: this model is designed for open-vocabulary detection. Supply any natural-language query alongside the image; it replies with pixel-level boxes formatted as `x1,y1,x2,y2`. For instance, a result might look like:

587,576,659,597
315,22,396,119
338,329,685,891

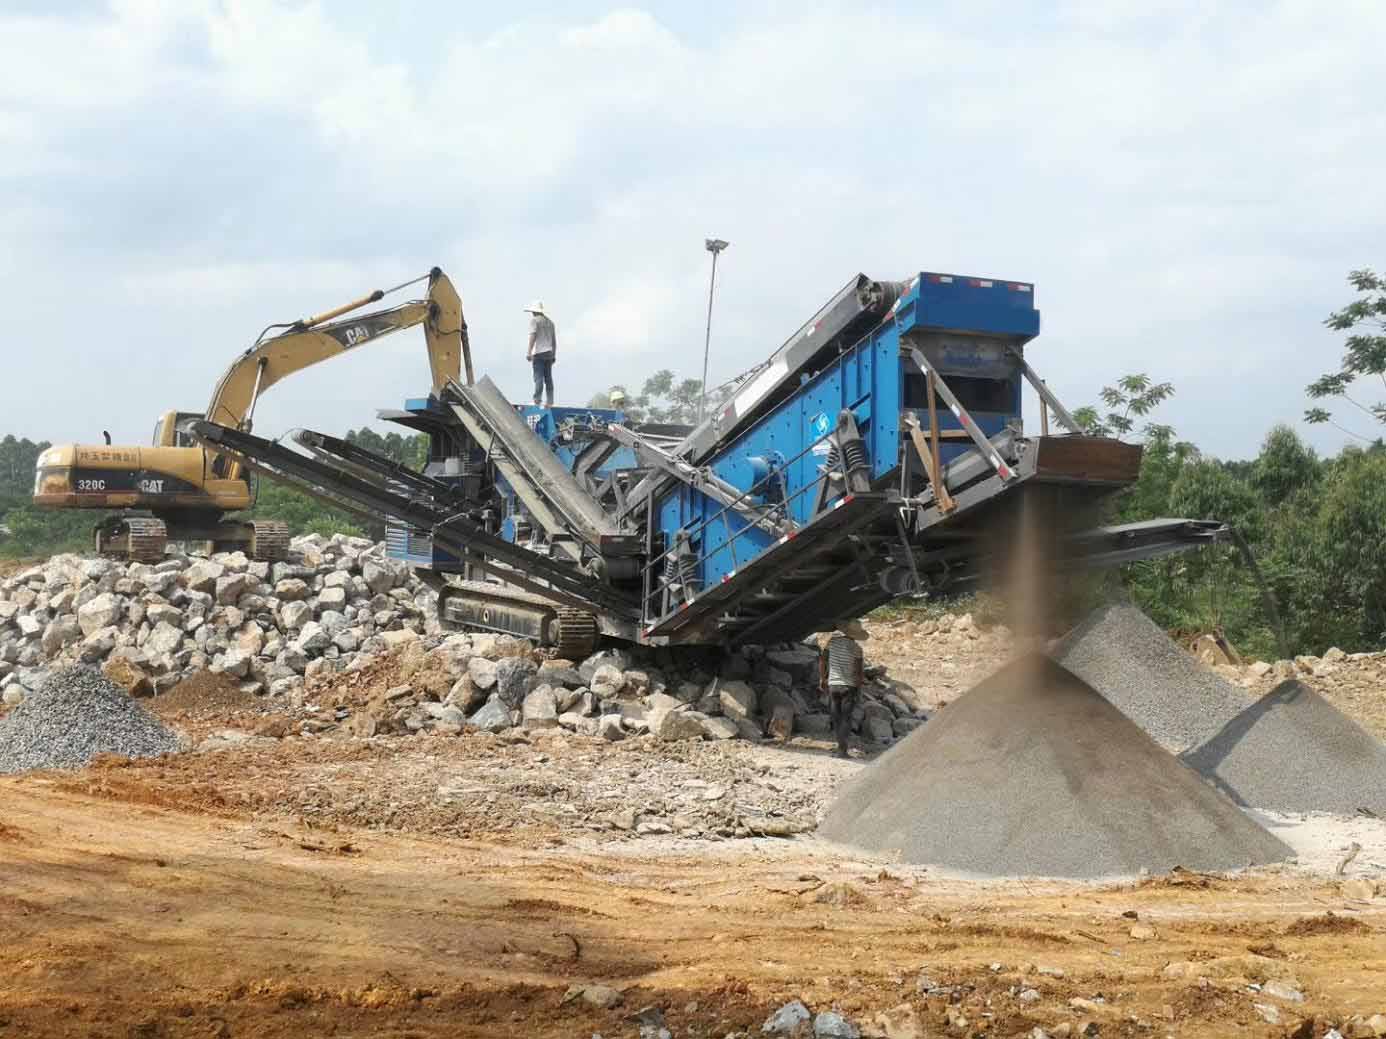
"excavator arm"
202,266,469,432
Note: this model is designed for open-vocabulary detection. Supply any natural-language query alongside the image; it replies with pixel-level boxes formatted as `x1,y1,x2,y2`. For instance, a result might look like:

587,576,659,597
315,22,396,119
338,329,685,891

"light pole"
699,238,729,423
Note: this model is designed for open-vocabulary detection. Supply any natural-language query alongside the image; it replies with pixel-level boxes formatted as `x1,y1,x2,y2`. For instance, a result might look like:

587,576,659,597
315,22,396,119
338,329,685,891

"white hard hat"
524,300,547,315
609,389,627,405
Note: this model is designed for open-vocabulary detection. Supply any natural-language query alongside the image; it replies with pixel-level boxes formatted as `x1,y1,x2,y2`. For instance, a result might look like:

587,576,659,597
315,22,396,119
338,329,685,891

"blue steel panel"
911,274,1040,339
651,270,1039,592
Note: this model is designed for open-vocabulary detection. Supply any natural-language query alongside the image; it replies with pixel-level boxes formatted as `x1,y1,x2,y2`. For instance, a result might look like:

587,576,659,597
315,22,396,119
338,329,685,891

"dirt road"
3,773,1385,1039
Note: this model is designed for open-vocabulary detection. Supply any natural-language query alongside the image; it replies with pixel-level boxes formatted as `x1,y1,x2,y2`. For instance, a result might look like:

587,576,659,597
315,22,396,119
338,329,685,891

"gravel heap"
1182,679,1386,816
818,655,1292,878
0,665,181,774
1051,602,1249,752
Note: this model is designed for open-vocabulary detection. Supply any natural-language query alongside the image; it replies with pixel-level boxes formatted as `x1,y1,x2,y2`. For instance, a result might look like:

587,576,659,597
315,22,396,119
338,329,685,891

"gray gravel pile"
1052,602,1249,752
0,665,181,774
1182,679,1386,816
818,655,1291,878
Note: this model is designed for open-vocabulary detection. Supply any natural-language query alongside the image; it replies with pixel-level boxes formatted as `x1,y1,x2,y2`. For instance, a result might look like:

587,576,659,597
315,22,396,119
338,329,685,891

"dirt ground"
4,738,1386,1039
5,625,1386,1037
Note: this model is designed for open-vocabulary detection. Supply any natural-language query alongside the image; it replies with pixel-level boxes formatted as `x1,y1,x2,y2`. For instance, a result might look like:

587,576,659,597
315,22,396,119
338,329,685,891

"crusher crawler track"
555,608,600,660
438,581,600,658
94,515,168,563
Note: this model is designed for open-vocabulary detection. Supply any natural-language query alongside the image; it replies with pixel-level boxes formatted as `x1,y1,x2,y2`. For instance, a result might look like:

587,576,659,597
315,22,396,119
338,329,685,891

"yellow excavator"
33,266,469,563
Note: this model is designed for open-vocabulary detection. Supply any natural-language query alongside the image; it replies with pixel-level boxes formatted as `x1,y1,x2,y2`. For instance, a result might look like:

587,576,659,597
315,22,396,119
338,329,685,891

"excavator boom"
204,266,467,431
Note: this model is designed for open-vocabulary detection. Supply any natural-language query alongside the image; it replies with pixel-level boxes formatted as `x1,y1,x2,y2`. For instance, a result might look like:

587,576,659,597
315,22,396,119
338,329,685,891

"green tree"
589,370,732,426
1072,374,1175,439
1306,267,1386,437
1251,425,1320,506
1168,461,1265,544
344,427,427,468
1115,426,1200,523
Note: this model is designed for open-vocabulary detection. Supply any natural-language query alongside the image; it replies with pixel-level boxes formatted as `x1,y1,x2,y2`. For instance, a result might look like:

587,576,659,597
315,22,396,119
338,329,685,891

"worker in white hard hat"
608,388,627,411
819,619,869,758
524,300,557,407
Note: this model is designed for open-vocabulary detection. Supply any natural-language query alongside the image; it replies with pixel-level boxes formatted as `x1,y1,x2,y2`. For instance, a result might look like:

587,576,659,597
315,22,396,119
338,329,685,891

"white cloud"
3,1,1385,455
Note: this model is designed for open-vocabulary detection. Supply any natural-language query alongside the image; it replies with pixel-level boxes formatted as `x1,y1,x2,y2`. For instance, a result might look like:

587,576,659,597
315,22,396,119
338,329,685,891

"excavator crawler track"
247,520,291,562
95,516,168,564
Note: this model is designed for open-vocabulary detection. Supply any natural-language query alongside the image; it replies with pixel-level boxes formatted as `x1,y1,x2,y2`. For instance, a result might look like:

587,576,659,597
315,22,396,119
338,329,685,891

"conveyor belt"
188,421,640,618
444,377,640,556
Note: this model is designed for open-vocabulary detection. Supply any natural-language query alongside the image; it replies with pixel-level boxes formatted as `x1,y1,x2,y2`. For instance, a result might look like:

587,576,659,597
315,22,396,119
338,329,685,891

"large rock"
468,697,515,733
644,692,684,732
657,707,708,741
40,616,82,655
761,687,798,740
15,614,43,639
317,586,347,610
280,600,313,630
766,647,820,682
763,1002,812,1036
861,702,895,742
590,664,627,698
181,560,225,594
447,675,487,714
236,622,266,656
494,657,537,708
145,603,184,627
813,1011,861,1039
521,686,559,728
274,578,311,602
295,621,333,655
361,559,396,595
468,656,498,690
717,679,757,721
700,715,739,740
77,592,123,636
80,625,119,661
580,647,633,680
214,573,253,606
144,621,184,656
220,647,252,678
537,663,585,689
598,713,626,742
103,656,153,697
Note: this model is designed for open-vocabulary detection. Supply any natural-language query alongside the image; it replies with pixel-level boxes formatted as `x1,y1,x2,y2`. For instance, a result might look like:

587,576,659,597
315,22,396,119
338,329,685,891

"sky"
3,0,1383,460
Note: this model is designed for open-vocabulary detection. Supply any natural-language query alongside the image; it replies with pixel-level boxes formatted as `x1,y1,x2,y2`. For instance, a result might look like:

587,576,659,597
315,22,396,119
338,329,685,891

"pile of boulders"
333,633,931,746
0,533,429,707
0,536,932,748
1189,635,1386,690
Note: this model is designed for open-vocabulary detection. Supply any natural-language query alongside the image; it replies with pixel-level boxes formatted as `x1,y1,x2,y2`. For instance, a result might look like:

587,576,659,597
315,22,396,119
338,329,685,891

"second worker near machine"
820,621,869,758
525,300,557,408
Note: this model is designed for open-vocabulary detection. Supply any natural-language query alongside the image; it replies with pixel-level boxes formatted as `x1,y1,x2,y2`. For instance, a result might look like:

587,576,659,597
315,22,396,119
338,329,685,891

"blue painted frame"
653,271,1039,590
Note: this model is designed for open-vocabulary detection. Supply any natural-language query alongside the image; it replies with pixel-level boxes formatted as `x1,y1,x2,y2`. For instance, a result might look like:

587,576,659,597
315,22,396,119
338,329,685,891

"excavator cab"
152,411,205,449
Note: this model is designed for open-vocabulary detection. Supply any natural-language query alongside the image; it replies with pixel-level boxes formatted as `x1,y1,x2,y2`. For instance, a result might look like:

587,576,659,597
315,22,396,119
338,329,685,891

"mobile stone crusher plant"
191,270,1228,658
